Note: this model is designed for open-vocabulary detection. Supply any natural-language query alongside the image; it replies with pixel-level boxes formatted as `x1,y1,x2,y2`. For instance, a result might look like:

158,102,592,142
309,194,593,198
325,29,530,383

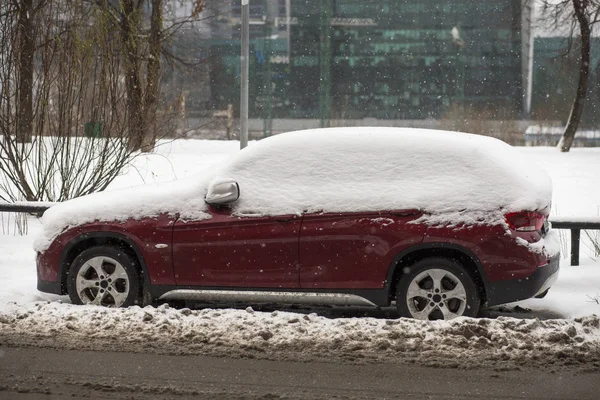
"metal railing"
0,201,56,214
550,217,600,266
0,202,598,266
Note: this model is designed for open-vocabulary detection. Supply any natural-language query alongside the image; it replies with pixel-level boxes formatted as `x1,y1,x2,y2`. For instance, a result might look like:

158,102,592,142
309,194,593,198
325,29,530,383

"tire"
67,246,142,308
396,257,480,320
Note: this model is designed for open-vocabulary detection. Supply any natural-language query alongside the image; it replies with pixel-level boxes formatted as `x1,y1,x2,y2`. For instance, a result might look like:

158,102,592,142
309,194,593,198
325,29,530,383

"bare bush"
0,1,209,205
438,102,520,144
0,1,135,203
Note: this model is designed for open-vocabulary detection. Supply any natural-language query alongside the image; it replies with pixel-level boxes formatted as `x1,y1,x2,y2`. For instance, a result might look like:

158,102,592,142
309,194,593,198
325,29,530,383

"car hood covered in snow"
34,127,552,252
33,177,213,252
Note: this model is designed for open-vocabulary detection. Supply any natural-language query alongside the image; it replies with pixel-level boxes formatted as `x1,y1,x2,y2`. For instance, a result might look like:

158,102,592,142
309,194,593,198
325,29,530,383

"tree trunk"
560,0,591,152
120,0,144,152
16,0,34,143
141,0,162,153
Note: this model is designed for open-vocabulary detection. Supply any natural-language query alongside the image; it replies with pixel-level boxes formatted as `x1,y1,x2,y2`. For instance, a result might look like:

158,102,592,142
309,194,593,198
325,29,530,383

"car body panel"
424,222,549,283
37,215,176,291
172,206,301,288
299,211,426,289
37,208,559,311
485,252,560,306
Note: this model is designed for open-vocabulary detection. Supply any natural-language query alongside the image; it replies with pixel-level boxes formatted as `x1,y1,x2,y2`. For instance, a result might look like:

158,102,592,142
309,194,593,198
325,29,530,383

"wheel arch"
386,243,488,305
58,232,150,296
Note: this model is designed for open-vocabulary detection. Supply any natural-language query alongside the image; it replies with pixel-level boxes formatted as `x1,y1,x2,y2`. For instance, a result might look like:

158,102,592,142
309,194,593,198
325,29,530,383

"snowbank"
0,302,598,370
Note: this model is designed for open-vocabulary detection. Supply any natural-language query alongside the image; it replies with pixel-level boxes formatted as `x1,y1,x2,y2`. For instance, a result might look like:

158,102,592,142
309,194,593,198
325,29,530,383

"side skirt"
150,286,390,308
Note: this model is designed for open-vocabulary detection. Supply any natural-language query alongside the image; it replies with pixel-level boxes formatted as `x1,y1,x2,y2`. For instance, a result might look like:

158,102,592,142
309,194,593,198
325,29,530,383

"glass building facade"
531,37,600,128
207,0,530,122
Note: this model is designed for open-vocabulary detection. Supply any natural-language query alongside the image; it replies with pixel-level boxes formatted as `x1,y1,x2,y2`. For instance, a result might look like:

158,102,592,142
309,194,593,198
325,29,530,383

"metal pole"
286,0,291,61
262,2,272,139
319,0,332,128
571,228,581,266
240,0,250,149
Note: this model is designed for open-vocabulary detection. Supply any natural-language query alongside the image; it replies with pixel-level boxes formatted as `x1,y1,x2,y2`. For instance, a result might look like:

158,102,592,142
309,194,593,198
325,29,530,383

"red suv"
35,128,560,320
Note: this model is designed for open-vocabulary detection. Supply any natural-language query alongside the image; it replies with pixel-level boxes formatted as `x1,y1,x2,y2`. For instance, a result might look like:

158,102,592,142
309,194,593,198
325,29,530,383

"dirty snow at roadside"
0,302,599,370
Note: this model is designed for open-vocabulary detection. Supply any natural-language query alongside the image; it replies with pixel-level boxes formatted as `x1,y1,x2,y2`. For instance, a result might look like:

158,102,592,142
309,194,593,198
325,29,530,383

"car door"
172,205,301,288
298,210,426,289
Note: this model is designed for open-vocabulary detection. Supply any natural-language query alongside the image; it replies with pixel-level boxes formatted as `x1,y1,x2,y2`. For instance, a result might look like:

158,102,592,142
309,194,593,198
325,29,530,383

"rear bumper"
485,253,560,307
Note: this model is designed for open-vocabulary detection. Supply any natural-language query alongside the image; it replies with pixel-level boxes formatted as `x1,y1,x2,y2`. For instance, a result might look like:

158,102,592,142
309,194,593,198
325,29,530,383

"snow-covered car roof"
35,127,552,252
217,127,552,218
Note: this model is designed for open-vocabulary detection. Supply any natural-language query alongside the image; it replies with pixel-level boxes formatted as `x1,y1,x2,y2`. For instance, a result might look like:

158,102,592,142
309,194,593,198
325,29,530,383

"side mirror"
205,178,240,206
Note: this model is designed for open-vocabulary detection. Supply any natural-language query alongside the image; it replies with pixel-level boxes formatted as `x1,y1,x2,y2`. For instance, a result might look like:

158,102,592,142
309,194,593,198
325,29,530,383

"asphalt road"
0,346,598,399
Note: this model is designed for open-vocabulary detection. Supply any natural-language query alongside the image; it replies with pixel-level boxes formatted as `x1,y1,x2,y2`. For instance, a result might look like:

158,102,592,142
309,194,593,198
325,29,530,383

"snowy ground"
1,140,599,370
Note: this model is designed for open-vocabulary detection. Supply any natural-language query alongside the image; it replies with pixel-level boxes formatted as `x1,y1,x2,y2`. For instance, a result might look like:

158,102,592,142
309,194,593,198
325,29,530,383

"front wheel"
67,246,141,307
396,257,480,320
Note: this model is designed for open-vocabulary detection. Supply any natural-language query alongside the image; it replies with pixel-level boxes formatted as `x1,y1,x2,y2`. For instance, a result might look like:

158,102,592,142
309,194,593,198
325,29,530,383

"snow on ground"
109,139,240,189
1,140,600,369
521,147,600,220
514,258,600,318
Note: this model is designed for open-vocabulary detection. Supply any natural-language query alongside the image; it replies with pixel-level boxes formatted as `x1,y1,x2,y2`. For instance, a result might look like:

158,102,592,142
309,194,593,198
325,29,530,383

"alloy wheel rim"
75,256,130,307
405,268,467,320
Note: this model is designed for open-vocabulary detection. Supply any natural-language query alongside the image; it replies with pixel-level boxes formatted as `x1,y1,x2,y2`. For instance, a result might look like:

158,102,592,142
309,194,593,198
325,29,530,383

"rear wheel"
67,246,141,307
396,257,480,320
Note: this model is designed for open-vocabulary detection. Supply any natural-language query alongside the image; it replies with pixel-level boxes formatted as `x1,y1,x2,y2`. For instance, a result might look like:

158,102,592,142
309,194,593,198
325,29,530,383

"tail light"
505,211,545,232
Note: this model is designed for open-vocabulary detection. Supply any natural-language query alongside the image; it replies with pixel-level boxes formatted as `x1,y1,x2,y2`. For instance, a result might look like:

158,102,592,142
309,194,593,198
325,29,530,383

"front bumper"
36,251,64,295
37,278,63,295
485,252,560,307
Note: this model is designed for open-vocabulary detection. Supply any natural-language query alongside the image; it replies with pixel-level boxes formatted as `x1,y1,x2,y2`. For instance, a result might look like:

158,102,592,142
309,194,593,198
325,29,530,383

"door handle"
275,218,294,223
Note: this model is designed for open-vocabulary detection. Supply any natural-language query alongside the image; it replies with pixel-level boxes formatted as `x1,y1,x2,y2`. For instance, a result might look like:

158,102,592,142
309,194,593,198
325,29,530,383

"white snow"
217,128,552,219
0,222,65,304
516,229,561,258
526,125,600,140
521,147,600,219
1,138,599,368
34,128,553,252
33,177,212,252
32,139,240,253
511,258,600,319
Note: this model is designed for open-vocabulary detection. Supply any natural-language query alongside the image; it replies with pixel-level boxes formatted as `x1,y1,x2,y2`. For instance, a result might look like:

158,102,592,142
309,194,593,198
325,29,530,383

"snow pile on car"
216,128,552,223
33,176,212,252
0,302,598,370
35,127,553,252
